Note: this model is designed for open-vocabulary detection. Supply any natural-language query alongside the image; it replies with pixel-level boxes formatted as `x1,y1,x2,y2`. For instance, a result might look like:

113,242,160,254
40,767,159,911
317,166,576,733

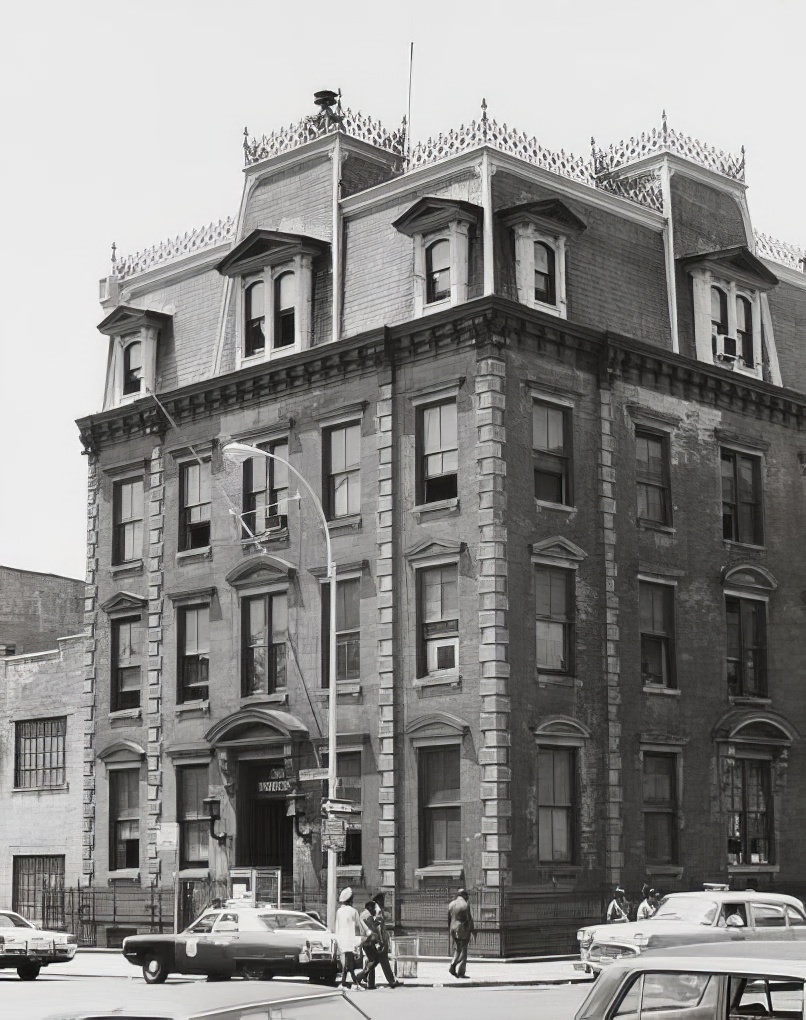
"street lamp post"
222,441,339,931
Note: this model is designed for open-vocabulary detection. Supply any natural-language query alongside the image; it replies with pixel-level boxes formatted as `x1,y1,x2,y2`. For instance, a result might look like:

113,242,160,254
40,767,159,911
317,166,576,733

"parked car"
577,890,806,973
0,908,78,980
574,941,806,1020
122,905,339,984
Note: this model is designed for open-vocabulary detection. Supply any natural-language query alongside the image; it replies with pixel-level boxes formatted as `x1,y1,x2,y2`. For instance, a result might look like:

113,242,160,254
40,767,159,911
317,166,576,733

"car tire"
241,962,265,980
142,953,169,984
17,963,41,981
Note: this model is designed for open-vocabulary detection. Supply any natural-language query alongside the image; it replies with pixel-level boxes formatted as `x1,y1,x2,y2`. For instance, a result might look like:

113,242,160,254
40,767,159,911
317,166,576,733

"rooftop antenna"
406,42,414,166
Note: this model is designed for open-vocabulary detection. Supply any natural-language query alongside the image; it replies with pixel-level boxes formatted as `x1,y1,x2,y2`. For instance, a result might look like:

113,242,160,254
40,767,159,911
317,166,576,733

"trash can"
390,936,419,978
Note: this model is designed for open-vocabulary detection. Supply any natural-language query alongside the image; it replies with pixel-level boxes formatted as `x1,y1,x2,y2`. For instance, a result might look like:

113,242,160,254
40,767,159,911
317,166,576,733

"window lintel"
309,560,367,580
716,430,770,454
392,197,481,238
627,405,681,431
166,586,217,606
216,229,328,278
531,536,586,566
405,539,463,565
317,403,369,430
101,592,147,616
497,198,587,235
225,558,295,590
410,379,465,407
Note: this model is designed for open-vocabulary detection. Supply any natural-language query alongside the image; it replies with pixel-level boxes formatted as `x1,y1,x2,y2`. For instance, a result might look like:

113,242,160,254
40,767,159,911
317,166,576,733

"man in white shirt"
637,888,658,920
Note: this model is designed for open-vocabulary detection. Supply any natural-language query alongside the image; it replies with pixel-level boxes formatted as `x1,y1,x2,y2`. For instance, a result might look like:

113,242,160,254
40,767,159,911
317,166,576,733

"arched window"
122,341,143,396
737,296,753,366
274,272,296,348
244,281,265,357
534,242,556,305
425,240,451,304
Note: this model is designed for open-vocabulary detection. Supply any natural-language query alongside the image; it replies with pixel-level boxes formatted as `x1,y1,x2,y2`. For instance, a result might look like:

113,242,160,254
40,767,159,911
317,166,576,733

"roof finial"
481,97,488,142
111,241,117,267
661,109,668,143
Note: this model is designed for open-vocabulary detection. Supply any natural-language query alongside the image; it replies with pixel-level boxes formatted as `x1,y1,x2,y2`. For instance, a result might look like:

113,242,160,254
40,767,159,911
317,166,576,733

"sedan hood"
588,921,723,943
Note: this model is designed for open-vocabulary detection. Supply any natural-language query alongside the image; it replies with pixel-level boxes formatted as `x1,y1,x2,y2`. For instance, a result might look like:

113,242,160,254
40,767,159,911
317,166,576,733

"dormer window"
122,341,143,396
682,247,778,379
498,199,586,319
426,240,451,304
393,198,481,318
274,272,296,348
244,281,265,357
97,306,171,410
217,229,328,365
534,242,556,305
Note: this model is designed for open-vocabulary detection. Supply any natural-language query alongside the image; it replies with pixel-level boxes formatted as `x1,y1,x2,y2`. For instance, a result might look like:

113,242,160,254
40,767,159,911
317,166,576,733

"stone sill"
110,560,144,577
241,692,288,706
312,684,363,699
176,547,212,564
415,864,464,880
722,539,766,552
175,701,210,716
177,868,210,880
109,708,143,721
645,865,684,878
411,498,460,522
535,499,576,514
637,520,676,536
13,784,70,795
108,870,140,883
642,685,681,697
414,672,461,690
241,529,290,549
537,672,575,688
728,864,780,874
327,515,362,535
729,696,772,708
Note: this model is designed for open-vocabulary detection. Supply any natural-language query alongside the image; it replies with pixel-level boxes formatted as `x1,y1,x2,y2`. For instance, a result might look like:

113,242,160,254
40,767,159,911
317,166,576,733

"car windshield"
258,912,327,931
0,912,34,929
652,897,719,925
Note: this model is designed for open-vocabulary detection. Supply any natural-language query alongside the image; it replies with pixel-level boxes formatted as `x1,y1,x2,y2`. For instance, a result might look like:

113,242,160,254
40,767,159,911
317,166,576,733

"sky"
1,0,803,581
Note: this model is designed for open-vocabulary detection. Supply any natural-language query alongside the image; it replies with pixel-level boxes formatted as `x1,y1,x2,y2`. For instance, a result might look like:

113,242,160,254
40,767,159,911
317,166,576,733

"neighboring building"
76,94,806,952
0,566,84,655
0,567,85,918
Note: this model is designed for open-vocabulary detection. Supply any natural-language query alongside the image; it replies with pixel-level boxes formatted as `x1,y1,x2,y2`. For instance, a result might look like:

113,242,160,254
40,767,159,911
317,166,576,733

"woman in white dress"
334,887,366,988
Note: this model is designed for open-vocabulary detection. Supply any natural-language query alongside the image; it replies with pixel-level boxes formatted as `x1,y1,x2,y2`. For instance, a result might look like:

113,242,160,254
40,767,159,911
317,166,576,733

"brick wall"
0,566,84,654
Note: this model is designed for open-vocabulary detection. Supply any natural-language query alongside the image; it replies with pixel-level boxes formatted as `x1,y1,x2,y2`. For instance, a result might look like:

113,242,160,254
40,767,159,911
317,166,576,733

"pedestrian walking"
334,887,366,989
636,888,658,920
358,892,401,988
447,887,475,978
606,886,629,923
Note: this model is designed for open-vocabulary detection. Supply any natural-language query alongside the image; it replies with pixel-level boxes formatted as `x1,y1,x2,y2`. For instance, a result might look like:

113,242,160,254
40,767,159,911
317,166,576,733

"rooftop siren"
313,89,343,126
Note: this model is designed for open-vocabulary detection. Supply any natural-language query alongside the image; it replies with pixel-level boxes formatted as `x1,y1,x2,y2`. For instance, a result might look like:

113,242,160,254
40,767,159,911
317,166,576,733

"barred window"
14,718,66,789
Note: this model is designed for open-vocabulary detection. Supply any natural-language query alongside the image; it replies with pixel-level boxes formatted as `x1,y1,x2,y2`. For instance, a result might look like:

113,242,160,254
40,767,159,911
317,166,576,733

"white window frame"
237,254,313,366
413,222,470,317
414,556,460,684
690,268,763,378
513,224,567,317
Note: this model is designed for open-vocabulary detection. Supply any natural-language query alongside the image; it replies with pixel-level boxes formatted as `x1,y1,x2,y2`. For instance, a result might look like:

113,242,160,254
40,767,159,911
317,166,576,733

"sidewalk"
72,949,593,988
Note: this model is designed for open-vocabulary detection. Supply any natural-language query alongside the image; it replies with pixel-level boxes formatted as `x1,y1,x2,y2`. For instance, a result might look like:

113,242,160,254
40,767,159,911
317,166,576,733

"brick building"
0,568,85,917
76,96,806,952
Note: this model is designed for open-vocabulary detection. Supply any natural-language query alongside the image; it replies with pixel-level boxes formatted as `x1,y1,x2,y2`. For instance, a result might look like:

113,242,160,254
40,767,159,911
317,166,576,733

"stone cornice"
76,296,806,454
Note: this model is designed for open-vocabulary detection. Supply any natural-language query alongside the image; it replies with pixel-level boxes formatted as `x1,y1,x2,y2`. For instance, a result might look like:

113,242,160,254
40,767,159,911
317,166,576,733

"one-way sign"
298,768,329,782
321,798,356,816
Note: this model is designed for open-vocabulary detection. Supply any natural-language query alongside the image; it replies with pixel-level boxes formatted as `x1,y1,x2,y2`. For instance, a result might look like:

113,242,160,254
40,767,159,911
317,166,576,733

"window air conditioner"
713,333,738,363
427,637,458,673
264,509,288,531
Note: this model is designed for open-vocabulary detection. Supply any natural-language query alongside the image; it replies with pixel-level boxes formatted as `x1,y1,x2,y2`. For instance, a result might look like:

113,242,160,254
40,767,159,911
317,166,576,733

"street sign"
321,797,356,816
298,768,329,782
321,817,347,852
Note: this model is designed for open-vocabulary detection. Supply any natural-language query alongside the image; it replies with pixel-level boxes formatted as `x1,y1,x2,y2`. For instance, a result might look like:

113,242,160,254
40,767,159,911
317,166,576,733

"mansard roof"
97,305,173,336
678,246,779,290
216,229,329,277
392,197,482,237
497,198,588,234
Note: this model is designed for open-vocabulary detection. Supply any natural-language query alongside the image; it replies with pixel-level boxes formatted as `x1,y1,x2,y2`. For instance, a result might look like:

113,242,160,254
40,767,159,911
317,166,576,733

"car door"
608,970,720,1020
785,904,806,940
191,911,241,974
748,902,792,941
175,911,220,974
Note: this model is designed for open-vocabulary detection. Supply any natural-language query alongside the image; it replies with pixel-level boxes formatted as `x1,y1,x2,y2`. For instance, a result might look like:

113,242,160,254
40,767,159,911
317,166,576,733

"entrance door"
237,763,293,876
